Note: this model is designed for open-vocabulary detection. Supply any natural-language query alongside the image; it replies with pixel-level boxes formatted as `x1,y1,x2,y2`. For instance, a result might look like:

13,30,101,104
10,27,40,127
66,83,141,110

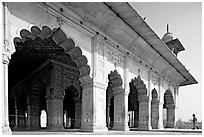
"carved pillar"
30,105,40,129
158,77,164,129
74,101,81,129
46,64,64,131
2,2,15,134
166,104,175,128
151,92,159,129
46,95,64,130
120,55,130,131
80,76,108,132
137,77,152,130
147,70,152,130
79,35,108,132
80,76,93,131
174,86,179,123
138,95,151,130
2,54,12,134
112,91,129,131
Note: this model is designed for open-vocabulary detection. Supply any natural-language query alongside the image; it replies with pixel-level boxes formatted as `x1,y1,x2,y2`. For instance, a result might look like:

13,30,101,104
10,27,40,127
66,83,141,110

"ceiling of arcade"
62,2,185,85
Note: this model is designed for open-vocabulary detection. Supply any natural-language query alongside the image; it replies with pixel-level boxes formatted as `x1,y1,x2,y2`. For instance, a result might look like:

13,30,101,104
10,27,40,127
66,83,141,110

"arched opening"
63,85,80,129
40,87,47,129
9,26,90,131
128,76,148,129
40,110,47,128
106,86,114,129
128,78,139,128
106,70,124,130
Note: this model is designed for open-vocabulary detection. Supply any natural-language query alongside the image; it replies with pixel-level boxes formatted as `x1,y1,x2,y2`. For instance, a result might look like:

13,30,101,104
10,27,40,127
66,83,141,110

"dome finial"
167,24,169,33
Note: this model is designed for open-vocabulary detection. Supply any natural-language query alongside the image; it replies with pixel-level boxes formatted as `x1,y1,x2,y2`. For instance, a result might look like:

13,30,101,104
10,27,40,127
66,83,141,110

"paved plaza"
11,129,202,135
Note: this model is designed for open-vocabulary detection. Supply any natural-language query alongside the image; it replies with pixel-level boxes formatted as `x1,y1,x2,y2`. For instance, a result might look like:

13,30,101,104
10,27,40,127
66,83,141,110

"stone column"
151,99,159,129
80,76,108,132
2,54,12,134
112,90,129,131
80,76,93,131
174,86,179,123
138,95,151,130
166,104,175,128
157,77,164,129
46,63,65,130
119,55,130,131
30,105,40,129
46,91,64,130
74,101,81,128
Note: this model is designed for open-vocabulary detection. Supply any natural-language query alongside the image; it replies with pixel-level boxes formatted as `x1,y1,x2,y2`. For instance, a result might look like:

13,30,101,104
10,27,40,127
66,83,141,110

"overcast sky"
130,2,202,121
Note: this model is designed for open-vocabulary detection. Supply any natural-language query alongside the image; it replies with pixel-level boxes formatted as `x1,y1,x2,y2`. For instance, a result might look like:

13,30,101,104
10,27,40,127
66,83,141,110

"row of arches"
8,26,175,131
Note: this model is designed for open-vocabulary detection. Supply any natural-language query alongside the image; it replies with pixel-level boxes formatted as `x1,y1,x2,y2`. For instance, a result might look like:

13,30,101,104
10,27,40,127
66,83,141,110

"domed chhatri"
162,24,173,43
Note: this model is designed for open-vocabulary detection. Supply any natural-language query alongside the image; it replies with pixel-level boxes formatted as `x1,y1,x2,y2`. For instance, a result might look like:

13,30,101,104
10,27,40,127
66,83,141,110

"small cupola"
162,24,185,56
162,24,173,43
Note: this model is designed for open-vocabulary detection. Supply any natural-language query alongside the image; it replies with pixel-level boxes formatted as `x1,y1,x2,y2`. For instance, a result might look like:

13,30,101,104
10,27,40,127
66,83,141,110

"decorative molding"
152,74,159,85
3,39,15,55
93,81,107,90
2,53,10,64
106,44,124,66
79,76,93,90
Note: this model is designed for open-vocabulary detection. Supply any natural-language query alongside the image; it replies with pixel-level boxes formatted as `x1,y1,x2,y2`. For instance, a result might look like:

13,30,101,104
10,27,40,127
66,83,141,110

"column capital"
79,76,93,90
2,39,15,64
2,53,10,64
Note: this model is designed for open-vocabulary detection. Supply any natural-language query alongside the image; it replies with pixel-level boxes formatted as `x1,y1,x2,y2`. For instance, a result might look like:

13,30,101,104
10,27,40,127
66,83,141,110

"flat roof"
105,2,197,86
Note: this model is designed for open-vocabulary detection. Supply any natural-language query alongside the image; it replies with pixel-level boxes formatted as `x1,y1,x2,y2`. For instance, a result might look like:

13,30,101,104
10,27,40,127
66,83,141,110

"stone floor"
10,129,202,135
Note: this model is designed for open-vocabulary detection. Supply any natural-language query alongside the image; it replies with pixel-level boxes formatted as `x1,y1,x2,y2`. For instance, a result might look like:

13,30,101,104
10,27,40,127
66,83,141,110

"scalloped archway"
9,25,91,130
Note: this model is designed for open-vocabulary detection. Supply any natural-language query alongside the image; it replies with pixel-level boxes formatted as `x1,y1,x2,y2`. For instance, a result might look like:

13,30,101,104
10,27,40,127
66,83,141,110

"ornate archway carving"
10,25,91,130
13,25,90,78
108,70,123,94
132,76,148,102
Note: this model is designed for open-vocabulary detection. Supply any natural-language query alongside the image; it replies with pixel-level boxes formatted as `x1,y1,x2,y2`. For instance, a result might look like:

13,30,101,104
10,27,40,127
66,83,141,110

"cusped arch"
132,76,147,96
164,89,175,108
151,88,158,100
13,25,90,78
108,70,123,89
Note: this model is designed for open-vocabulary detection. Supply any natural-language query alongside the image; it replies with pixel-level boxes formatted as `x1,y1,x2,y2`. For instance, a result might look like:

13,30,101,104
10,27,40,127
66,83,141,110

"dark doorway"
128,81,139,128
63,86,76,129
106,86,114,130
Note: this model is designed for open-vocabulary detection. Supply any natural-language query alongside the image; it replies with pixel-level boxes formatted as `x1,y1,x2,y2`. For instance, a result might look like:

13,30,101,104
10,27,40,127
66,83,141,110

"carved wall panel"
106,42,124,66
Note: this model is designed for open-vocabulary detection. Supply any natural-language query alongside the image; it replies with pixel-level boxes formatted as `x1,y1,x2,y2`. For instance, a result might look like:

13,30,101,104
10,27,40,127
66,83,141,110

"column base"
81,124,108,132
158,124,164,129
47,125,65,131
112,124,130,131
138,125,152,130
2,126,12,135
